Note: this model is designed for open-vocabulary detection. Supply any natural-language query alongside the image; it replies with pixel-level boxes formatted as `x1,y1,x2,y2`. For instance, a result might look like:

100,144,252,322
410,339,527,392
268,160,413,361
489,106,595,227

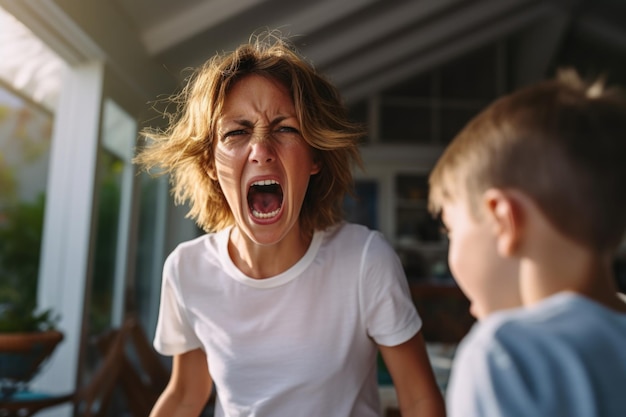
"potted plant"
0,195,62,398
0,304,62,397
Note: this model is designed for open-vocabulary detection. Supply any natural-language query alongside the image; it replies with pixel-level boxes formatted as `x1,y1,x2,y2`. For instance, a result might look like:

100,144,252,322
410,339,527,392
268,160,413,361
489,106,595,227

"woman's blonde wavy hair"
134,30,364,233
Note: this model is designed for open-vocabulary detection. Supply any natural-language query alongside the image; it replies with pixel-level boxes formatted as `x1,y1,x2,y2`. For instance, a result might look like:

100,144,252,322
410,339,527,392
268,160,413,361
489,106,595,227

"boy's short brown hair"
429,69,626,252
135,31,364,233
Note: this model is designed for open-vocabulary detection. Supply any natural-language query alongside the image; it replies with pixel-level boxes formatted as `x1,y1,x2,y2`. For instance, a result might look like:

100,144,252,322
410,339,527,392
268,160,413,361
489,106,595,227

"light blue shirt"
447,292,626,417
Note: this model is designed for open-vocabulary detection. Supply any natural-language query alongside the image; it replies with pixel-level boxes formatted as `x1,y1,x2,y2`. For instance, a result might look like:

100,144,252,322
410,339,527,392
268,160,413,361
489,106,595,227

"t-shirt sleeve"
360,231,422,346
153,250,203,356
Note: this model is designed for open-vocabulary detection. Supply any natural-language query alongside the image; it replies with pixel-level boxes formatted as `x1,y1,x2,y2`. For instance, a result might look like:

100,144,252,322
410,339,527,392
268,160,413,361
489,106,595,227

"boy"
428,69,626,416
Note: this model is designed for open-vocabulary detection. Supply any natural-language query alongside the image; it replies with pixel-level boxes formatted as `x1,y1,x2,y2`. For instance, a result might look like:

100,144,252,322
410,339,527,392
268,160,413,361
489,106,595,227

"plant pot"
0,330,63,397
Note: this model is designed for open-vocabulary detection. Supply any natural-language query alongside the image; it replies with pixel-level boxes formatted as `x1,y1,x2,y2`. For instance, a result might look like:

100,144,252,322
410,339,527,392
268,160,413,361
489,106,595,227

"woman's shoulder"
166,228,228,266
320,222,396,264
324,221,383,243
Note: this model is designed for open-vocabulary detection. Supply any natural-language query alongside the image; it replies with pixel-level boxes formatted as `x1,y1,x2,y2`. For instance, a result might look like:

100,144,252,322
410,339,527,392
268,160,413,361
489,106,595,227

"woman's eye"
222,130,248,142
277,126,299,134
224,129,246,137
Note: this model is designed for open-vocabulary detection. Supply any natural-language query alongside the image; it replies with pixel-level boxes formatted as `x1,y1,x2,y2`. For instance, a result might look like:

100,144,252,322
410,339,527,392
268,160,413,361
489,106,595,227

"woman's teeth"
252,208,281,219
251,179,279,186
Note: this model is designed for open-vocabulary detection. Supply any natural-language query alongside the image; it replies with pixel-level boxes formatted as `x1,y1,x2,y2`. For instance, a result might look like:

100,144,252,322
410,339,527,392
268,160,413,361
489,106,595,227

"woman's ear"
310,154,322,175
206,163,217,180
202,147,217,180
483,189,523,257
310,161,321,175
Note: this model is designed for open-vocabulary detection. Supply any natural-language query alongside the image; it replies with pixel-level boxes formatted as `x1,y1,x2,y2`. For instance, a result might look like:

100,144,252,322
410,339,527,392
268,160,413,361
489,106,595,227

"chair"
95,315,216,417
73,321,131,417
95,315,169,417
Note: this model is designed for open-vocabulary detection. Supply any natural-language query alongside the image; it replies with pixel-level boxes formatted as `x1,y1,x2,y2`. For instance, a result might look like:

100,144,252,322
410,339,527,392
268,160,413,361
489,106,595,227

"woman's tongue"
250,190,281,219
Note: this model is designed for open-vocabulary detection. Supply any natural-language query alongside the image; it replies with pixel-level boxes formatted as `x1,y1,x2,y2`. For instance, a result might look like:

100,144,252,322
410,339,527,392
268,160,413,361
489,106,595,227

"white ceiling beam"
327,0,536,87
275,0,378,36
144,0,380,57
302,0,466,68
142,0,272,55
194,0,382,62
341,2,554,103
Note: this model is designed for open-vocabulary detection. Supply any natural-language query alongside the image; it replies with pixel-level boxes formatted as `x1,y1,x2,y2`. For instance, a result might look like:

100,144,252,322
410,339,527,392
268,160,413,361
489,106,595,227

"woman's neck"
228,225,313,279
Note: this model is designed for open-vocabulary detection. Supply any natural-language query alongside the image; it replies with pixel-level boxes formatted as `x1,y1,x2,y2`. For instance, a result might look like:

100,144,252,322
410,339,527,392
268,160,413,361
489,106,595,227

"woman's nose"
249,134,275,164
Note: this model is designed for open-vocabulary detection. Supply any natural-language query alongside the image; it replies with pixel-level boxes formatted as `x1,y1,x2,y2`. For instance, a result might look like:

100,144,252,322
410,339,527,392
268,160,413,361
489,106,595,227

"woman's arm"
379,331,446,417
149,348,213,417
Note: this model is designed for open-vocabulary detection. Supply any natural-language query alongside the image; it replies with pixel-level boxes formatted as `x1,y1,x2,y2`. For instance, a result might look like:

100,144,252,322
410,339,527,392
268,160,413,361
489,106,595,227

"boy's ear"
483,188,523,257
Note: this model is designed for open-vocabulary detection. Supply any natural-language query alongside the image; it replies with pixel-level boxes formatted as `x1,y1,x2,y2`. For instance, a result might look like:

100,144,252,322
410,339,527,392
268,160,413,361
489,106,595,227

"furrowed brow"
232,119,255,128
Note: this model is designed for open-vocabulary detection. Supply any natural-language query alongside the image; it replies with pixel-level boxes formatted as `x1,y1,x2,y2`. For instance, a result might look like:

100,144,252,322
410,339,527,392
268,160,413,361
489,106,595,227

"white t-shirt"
446,292,626,417
154,222,422,417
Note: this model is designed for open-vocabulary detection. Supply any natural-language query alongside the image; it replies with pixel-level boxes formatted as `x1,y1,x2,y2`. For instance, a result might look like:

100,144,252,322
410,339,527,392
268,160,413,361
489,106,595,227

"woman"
135,31,445,417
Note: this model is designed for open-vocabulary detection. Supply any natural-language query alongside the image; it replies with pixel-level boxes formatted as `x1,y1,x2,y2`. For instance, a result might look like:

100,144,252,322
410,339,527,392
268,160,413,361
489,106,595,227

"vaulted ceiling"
3,0,625,108
116,0,626,102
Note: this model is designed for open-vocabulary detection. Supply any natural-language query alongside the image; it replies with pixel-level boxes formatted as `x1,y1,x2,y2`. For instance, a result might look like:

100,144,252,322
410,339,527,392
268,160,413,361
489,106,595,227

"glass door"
89,98,137,333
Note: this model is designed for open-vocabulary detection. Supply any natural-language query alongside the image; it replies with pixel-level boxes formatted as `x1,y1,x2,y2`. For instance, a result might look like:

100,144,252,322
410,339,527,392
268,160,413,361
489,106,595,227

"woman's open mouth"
247,179,284,219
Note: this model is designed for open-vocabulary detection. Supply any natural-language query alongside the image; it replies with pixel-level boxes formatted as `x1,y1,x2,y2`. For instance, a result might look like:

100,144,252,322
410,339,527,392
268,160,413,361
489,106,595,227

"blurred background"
0,0,624,415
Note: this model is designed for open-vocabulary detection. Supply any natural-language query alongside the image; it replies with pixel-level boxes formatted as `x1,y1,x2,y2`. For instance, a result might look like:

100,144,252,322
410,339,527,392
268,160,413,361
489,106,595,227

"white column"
33,61,104,416
145,176,170,338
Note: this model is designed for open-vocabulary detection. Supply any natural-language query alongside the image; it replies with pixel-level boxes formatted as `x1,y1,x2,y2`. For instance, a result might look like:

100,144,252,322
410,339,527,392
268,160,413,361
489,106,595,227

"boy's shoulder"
459,292,626,365
449,292,626,416
447,293,626,417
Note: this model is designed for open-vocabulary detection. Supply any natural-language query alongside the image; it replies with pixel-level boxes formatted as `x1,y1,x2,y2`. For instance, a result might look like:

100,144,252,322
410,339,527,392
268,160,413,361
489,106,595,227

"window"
351,42,503,145
0,6,67,316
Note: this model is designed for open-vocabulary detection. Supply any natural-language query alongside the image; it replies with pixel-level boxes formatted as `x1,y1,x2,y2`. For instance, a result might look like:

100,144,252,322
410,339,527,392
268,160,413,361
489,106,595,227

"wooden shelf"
410,281,475,343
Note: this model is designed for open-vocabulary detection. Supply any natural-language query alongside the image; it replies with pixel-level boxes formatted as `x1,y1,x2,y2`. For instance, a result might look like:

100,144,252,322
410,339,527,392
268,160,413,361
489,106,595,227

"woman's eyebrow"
223,115,295,128
230,119,254,128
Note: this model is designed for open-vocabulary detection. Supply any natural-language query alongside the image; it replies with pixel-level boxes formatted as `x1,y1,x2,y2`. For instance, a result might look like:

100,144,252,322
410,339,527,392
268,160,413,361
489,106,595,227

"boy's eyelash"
436,213,449,235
